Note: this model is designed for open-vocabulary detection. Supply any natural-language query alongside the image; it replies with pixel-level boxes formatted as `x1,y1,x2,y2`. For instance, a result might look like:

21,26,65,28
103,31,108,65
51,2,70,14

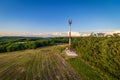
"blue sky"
0,0,120,33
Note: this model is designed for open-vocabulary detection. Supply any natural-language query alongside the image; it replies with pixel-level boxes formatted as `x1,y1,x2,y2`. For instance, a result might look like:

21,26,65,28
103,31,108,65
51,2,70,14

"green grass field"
0,45,109,80
0,46,81,80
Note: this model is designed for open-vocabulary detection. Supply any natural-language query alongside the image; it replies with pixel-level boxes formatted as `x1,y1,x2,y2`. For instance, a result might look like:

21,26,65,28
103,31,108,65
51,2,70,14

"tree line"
0,37,68,53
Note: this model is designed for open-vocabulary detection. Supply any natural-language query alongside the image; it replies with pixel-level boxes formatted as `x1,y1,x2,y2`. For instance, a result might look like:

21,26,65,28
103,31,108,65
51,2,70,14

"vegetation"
71,35,120,80
0,35,120,80
0,37,68,53
67,58,107,80
0,46,81,80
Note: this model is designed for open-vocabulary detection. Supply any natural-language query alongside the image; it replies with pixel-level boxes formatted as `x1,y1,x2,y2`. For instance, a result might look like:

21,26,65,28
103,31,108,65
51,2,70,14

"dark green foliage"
6,43,26,52
0,45,6,53
0,37,68,53
72,36,120,79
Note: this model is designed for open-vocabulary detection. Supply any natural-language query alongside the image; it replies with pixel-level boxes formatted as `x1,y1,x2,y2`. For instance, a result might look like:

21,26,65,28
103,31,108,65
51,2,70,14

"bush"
72,36,120,79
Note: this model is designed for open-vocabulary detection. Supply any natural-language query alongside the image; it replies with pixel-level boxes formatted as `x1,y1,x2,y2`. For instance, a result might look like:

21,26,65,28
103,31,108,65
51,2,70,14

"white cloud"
0,30,120,37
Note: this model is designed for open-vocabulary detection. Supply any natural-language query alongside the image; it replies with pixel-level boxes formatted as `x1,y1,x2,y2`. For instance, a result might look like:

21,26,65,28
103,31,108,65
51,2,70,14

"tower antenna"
66,19,78,56
68,19,72,50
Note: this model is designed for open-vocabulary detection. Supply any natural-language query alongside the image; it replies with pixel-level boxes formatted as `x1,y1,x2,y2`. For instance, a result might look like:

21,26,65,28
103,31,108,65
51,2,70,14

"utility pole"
68,19,72,50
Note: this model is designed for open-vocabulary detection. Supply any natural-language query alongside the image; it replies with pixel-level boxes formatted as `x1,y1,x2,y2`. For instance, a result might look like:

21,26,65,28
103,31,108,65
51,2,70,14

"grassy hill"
0,45,111,80
0,36,119,80
0,46,81,80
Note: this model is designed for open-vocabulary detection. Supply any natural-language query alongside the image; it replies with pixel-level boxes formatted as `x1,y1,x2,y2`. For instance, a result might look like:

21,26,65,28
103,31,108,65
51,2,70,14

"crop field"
0,46,81,80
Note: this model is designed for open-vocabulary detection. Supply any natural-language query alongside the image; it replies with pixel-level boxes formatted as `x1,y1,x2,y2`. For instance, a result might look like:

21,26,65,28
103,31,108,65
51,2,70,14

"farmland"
0,46,81,80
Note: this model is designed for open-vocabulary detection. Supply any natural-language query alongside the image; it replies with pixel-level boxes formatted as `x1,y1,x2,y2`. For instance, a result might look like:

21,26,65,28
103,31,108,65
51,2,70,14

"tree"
97,33,105,37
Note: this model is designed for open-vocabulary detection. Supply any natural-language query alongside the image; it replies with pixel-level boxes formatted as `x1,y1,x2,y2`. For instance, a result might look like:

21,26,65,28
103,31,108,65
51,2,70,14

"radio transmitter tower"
68,19,72,50
66,19,78,56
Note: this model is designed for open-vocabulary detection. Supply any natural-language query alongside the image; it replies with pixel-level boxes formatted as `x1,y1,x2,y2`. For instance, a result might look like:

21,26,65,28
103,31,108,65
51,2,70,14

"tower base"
66,50,78,56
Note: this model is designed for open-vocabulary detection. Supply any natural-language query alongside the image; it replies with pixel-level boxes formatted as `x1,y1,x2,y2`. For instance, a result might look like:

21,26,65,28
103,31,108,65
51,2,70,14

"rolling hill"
0,46,81,80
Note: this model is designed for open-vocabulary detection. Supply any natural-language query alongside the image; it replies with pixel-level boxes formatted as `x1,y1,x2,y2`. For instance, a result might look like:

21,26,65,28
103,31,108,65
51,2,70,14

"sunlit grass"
0,46,81,80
